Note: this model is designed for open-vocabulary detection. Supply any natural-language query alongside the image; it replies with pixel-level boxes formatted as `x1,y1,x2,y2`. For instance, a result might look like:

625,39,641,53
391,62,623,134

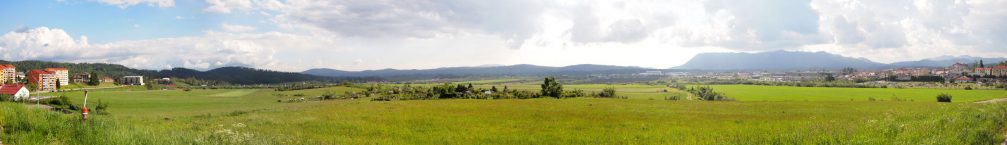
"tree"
55,79,61,90
27,83,37,92
491,86,498,92
540,77,563,98
825,74,836,82
145,82,154,90
980,59,985,68
87,72,100,86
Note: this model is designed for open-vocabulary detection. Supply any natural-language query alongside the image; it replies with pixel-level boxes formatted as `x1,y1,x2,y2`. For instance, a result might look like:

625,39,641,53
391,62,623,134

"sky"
0,0,1005,72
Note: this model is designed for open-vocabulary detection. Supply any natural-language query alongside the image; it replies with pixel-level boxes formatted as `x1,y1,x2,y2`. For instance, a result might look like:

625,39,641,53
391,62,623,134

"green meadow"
2,84,1007,144
709,85,1007,102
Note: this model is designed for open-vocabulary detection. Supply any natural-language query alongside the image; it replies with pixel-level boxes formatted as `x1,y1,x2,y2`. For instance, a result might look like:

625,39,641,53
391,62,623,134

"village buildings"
27,70,57,92
44,68,69,86
0,84,29,101
72,73,91,83
119,76,145,85
0,64,15,84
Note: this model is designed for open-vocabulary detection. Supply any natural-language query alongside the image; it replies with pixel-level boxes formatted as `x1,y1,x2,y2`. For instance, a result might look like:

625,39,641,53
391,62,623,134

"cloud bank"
4,0,1006,71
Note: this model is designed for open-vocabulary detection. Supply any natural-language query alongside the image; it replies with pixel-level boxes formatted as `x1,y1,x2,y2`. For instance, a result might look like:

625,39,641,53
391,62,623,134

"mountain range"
4,51,1003,84
302,64,661,78
306,51,1007,77
672,51,1006,71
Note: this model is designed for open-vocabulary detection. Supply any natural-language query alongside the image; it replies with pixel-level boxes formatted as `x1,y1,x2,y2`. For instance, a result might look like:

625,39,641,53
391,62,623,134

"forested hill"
155,67,349,84
0,60,366,84
0,60,150,77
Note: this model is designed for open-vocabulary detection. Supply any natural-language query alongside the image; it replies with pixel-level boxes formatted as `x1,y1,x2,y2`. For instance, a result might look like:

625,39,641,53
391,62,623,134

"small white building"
120,76,145,85
0,84,29,101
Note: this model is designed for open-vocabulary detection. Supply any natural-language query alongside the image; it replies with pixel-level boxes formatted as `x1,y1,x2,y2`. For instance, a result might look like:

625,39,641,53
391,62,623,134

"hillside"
303,64,659,77
0,60,353,84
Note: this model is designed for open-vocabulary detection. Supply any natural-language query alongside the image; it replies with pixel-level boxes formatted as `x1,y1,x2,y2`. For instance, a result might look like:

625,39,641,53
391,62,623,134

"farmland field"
3,84,1007,144
709,85,1007,102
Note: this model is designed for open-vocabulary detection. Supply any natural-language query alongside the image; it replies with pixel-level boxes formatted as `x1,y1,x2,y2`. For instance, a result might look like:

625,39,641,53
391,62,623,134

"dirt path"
975,98,1007,104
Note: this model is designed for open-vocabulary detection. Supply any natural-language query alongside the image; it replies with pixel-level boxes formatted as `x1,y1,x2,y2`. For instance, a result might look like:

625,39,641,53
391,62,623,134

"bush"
686,86,732,101
937,93,952,102
964,86,973,90
597,88,617,98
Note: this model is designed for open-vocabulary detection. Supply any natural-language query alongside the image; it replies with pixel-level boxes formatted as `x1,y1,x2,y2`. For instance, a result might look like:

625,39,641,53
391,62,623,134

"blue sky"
1,0,1005,71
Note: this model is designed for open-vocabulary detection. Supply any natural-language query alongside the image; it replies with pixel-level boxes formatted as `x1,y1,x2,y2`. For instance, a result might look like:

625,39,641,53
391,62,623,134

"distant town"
638,60,1007,88
0,64,146,101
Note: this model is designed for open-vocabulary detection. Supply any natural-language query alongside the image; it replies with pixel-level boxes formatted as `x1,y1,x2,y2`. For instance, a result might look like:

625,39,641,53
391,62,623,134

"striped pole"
82,91,89,122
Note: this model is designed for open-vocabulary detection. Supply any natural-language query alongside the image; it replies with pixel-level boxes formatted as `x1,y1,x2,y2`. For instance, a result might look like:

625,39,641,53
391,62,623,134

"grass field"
3,84,1007,144
709,85,1007,102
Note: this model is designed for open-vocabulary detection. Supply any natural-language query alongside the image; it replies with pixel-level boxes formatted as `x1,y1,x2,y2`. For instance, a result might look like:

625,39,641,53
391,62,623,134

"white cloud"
97,0,174,8
0,27,352,71
804,0,1007,62
220,23,256,32
203,0,253,13
10,0,1007,72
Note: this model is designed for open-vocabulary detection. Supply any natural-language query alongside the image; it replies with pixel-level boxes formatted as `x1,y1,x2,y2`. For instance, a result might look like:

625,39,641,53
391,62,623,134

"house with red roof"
954,76,973,83
0,84,29,101
993,65,1007,77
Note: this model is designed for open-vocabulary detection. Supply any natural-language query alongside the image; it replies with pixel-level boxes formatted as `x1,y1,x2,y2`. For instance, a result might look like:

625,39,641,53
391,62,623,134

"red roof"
44,68,67,71
0,64,13,69
995,65,1007,70
0,84,24,95
29,70,52,75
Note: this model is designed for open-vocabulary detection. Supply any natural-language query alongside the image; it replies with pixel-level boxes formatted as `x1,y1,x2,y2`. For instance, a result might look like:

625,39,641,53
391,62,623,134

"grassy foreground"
2,85,1007,144
710,85,1007,102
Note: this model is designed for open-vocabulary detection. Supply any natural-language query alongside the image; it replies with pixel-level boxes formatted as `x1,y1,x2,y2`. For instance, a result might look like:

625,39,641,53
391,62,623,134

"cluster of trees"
886,76,945,82
686,86,733,101
360,83,542,101
346,77,614,101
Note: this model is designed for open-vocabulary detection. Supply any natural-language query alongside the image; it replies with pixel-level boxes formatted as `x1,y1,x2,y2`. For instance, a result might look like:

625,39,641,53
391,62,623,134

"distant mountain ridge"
673,51,1007,71
673,51,886,70
302,64,659,77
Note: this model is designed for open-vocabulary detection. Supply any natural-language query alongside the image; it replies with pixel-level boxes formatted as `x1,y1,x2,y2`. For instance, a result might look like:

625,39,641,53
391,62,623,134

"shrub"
597,88,617,98
686,86,732,101
965,86,973,90
937,93,952,102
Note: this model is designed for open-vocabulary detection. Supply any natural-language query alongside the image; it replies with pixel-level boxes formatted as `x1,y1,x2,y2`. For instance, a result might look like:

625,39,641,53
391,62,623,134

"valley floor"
2,85,1007,144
